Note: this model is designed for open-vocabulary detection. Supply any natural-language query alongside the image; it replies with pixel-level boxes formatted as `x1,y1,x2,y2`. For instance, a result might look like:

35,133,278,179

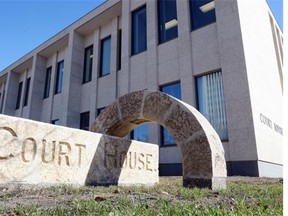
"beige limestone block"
0,114,158,186
91,90,227,190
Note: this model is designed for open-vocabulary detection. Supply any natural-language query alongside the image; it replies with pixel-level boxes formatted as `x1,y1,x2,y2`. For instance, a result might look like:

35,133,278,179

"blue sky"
0,0,283,72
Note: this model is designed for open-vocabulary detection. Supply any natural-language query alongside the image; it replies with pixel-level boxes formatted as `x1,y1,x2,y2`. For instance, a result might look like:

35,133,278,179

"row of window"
16,69,227,144
79,71,228,145
36,0,216,99
132,0,216,55
81,0,216,84
15,59,63,109
38,70,227,145
82,34,118,84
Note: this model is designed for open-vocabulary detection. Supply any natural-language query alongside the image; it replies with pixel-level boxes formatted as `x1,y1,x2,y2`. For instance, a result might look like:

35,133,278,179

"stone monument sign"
91,90,227,190
0,114,158,186
0,90,227,190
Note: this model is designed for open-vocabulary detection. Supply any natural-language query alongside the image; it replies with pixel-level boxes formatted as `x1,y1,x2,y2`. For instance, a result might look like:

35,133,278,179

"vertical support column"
62,31,84,128
110,16,119,100
118,0,131,96
146,0,158,90
28,54,47,121
176,0,195,106
146,0,159,145
215,0,258,174
46,52,58,123
90,28,100,124
3,71,19,116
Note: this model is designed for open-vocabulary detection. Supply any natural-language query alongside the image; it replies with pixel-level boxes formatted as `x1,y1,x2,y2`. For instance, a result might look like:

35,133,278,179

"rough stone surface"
0,114,158,186
91,90,227,189
90,102,121,135
142,91,173,122
163,103,203,143
118,91,144,120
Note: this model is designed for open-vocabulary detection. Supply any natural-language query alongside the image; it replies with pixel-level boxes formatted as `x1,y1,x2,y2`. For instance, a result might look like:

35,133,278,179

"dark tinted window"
44,67,52,99
55,60,64,94
100,36,111,77
190,0,216,30
51,119,60,125
80,111,90,131
23,77,30,107
16,82,23,109
117,30,122,71
0,93,1,113
132,6,147,55
97,107,106,116
158,0,178,44
131,124,149,143
160,82,181,145
83,45,93,83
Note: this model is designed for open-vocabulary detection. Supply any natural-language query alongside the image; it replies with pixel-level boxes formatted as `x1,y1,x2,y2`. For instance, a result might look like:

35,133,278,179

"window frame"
80,111,90,131
0,90,5,113
55,60,64,94
23,77,31,107
15,81,23,110
99,36,111,77
190,0,216,31
83,45,93,84
131,5,147,55
43,66,52,99
97,107,106,116
195,70,228,141
158,0,178,44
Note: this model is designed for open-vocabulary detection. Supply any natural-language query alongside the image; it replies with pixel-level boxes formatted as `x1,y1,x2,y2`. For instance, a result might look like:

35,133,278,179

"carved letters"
0,126,156,172
104,142,156,172
0,126,86,167
0,114,159,186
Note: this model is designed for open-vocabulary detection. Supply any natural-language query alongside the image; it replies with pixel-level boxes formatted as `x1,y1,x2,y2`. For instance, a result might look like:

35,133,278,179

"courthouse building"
0,0,283,177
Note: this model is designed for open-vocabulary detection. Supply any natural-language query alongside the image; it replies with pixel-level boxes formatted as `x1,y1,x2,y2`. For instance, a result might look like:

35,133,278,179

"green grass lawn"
0,177,283,215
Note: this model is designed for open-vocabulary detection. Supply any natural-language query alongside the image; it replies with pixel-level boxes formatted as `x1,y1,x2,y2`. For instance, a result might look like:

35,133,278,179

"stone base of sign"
0,114,158,186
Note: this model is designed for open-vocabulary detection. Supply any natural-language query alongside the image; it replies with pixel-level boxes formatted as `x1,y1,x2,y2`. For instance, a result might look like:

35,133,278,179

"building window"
23,77,31,107
83,45,93,83
44,67,52,99
132,5,147,55
190,0,216,31
80,111,90,131
117,29,122,71
0,93,1,113
131,124,149,143
196,71,228,141
100,36,111,77
55,60,64,94
160,82,181,145
97,107,106,116
158,0,178,44
51,119,60,125
0,90,4,114
16,81,23,110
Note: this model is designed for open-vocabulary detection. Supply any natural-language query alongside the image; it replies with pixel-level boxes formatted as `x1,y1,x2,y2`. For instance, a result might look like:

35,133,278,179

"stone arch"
90,90,227,189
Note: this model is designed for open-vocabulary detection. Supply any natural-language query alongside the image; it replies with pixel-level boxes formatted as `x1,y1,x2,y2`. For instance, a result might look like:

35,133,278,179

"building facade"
0,0,283,177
